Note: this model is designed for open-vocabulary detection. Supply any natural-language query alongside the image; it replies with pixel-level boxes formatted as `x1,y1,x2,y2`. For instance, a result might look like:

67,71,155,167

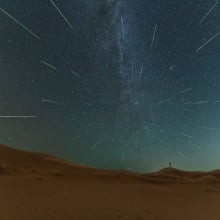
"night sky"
0,0,220,172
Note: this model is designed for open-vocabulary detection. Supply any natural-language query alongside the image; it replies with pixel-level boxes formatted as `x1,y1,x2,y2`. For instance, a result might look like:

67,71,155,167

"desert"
0,144,220,220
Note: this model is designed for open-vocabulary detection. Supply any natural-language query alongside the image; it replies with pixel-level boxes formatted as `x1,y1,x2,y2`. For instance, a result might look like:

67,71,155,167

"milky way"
0,0,220,171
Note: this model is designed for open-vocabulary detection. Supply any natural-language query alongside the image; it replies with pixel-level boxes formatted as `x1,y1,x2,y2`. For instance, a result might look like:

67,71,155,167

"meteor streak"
0,116,38,118
50,0,74,31
0,8,40,40
196,31,220,53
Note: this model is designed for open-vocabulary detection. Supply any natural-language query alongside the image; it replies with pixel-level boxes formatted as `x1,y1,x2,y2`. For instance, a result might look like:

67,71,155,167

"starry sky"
0,0,220,172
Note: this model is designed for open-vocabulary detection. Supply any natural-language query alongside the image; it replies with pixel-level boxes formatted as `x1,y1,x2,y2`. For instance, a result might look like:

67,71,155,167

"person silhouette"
169,162,172,167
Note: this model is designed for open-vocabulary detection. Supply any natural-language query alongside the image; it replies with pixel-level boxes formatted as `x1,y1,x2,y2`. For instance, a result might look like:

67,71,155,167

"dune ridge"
1,144,220,183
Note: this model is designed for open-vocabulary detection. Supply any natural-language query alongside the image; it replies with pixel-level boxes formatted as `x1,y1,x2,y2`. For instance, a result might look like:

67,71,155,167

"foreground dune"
0,144,220,220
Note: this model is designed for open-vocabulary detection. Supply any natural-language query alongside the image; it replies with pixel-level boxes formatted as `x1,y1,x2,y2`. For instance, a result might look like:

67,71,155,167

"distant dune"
0,144,220,220
0,144,93,175
146,167,220,183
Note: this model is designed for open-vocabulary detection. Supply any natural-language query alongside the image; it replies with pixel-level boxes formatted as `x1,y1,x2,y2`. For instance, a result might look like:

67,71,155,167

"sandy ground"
1,144,220,220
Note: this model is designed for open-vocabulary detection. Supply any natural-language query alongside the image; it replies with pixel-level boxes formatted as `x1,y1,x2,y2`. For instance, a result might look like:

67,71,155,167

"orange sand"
0,144,220,220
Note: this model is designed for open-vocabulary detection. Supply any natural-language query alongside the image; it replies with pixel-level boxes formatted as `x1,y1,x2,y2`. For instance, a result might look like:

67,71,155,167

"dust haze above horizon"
0,0,220,172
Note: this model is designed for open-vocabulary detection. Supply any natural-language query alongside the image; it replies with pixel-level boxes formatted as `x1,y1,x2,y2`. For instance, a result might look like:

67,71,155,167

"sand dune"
0,144,220,220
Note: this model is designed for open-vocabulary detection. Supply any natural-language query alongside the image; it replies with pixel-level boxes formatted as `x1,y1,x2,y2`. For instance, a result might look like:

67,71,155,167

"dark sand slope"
0,144,220,220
